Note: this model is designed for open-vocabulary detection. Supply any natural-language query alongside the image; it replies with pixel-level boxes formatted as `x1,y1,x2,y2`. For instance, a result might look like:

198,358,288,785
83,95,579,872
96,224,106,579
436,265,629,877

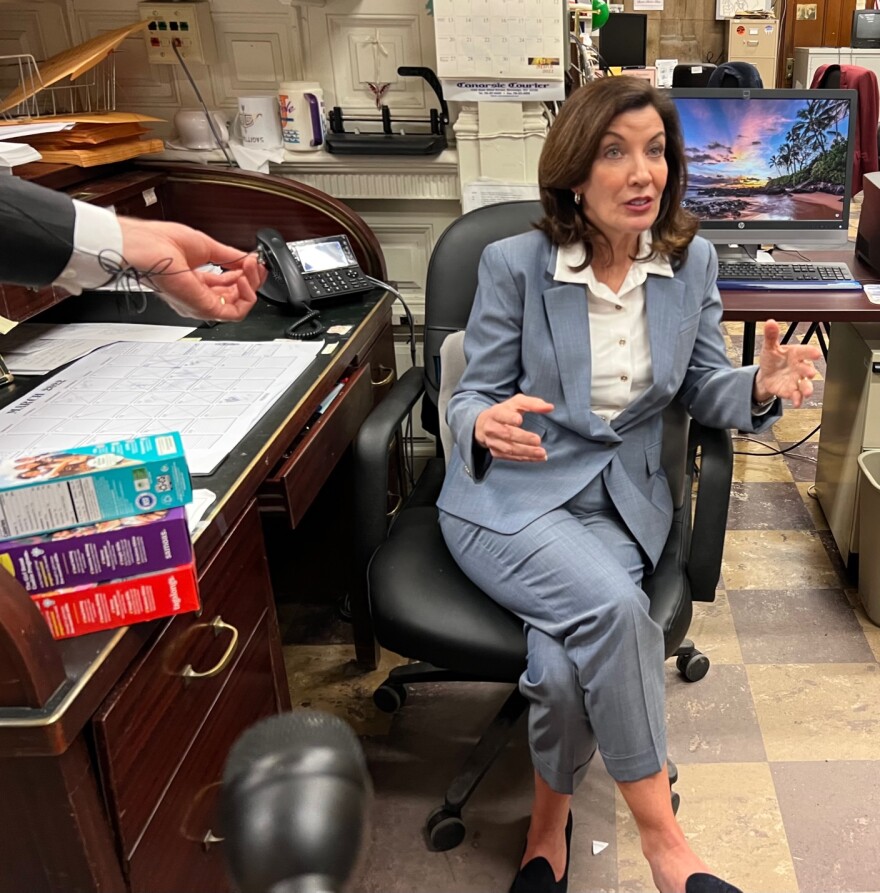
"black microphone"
220,710,371,893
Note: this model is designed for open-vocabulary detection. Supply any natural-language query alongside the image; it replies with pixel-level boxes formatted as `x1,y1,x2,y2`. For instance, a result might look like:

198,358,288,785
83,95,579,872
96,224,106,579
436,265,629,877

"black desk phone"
256,228,374,340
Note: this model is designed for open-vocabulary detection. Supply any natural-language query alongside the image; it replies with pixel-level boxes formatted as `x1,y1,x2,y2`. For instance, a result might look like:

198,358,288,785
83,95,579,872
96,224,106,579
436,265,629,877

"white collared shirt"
53,200,123,294
553,231,673,423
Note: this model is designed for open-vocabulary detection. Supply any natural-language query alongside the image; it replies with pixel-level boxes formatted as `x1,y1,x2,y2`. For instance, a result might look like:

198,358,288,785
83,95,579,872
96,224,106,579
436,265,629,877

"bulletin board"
433,0,567,81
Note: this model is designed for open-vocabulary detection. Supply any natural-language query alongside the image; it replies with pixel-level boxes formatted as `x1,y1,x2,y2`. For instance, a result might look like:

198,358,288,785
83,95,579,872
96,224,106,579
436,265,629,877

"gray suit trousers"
439,474,667,793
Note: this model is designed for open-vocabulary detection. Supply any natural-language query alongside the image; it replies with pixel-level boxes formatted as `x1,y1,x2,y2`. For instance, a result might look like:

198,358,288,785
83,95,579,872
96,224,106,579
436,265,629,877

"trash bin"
856,450,880,625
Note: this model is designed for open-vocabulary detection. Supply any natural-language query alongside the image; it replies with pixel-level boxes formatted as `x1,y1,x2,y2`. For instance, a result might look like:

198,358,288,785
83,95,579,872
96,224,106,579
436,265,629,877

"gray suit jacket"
436,230,780,570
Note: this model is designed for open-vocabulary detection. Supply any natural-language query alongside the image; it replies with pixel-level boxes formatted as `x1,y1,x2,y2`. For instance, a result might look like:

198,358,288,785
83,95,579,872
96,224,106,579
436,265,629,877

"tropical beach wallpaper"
673,96,851,222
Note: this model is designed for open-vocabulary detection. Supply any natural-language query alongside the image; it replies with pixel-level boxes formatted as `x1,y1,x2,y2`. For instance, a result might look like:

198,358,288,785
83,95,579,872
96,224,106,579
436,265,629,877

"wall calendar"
433,0,567,81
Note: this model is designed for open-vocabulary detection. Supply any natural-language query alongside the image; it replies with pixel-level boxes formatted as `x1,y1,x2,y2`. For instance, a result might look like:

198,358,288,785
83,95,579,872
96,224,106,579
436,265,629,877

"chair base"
375,661,689,851
674,638,710,682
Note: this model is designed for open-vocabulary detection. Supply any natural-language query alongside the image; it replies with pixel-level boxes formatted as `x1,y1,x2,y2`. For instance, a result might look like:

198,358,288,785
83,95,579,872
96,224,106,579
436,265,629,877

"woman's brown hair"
536,77,699,269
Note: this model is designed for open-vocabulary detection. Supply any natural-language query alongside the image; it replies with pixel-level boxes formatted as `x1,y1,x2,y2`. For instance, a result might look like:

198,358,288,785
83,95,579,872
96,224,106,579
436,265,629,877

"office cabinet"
816,322,880,565
726,19,779,86
792,46,880,89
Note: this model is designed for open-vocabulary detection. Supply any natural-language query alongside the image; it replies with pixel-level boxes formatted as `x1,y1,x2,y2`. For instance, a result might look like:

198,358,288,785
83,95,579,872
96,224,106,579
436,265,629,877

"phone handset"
255,227,326,340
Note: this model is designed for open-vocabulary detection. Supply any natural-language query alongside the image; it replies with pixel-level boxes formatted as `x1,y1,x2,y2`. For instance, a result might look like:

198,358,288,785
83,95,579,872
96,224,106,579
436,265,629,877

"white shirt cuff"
53,200,123,294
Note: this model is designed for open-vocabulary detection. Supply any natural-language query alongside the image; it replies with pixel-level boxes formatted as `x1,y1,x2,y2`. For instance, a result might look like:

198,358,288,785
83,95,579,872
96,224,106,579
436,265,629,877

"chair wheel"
671,791,681,815
426,806,466,851
373,683,407,713
676,650,710,683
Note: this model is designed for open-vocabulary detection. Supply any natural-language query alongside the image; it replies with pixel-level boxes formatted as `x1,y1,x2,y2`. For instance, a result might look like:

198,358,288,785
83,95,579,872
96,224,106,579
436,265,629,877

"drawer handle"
372,365,395,388
180,616,240,680
202,830,225,852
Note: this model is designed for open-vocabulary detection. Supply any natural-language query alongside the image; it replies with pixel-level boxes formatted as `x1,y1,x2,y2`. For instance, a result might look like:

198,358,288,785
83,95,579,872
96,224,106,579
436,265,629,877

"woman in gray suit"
437,77,820,893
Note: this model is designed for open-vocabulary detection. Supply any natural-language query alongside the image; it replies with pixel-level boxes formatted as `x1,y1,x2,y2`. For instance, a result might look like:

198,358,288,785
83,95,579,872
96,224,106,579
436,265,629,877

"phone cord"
286,309,326,340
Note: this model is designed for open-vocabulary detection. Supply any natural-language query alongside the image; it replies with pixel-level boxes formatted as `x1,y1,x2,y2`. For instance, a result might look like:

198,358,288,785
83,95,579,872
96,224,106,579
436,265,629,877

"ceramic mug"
173,109,229,149
278,81,325,151
235,95,283,149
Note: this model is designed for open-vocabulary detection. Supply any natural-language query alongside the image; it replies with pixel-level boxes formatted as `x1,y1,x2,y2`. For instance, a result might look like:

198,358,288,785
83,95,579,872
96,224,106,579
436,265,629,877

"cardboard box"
0,507,192,594
32,562,200,639
0,433,192,541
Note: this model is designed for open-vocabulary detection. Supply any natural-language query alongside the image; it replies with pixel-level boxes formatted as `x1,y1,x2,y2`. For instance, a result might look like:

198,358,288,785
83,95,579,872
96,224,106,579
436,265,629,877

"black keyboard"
717,260,862,291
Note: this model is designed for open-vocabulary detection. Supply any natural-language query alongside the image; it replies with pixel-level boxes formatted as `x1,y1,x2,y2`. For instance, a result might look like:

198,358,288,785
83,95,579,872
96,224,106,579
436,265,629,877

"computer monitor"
851,8,880,48
598,13,647,69
669,88,857,253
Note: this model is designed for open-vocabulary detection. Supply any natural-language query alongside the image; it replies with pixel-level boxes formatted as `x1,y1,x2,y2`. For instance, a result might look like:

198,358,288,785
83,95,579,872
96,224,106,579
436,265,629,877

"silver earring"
574,193,582,206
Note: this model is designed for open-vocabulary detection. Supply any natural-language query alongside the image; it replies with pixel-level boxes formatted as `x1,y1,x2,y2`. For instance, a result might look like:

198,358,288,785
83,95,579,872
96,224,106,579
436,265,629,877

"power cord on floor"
733,422,821,462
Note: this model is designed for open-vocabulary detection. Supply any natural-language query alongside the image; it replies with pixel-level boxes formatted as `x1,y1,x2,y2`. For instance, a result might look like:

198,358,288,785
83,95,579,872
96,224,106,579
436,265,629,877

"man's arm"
0,176,264,321
0,175,79,287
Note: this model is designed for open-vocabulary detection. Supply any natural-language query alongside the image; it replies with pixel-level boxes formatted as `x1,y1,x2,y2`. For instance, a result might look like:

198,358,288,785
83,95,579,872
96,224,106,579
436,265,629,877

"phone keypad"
304,266,371,298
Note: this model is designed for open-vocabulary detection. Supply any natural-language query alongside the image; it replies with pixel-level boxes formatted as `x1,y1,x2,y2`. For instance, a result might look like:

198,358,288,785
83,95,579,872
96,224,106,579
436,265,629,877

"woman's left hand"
754,319,823,409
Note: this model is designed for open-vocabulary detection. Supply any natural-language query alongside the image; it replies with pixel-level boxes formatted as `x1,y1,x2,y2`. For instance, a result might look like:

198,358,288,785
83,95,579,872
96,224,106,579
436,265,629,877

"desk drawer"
262,363,373,527
127,617,277,893
93,502,272,857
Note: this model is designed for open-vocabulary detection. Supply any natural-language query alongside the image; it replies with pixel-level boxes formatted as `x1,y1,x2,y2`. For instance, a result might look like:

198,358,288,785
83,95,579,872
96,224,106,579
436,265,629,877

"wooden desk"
0,164,395,892
719,248,880,364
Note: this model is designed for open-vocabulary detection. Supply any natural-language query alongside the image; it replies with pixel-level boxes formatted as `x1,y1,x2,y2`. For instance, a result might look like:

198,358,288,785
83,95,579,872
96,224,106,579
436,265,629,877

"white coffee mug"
236,95,283,149
278,81,325,151
173,109,229,150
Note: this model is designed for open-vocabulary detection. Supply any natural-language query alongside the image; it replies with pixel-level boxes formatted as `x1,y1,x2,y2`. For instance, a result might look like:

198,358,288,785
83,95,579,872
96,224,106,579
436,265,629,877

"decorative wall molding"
211,11,303,106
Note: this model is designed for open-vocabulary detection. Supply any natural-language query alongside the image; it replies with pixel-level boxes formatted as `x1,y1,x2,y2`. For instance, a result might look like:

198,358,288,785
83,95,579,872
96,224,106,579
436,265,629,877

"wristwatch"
751,395,776,414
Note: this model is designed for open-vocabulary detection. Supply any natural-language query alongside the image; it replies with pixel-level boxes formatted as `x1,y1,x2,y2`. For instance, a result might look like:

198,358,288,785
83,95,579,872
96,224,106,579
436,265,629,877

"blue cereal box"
0,433,192,541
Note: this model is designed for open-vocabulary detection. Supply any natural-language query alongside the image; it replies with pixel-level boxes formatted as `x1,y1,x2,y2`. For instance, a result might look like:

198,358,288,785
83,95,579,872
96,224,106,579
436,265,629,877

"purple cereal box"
0,507,193,595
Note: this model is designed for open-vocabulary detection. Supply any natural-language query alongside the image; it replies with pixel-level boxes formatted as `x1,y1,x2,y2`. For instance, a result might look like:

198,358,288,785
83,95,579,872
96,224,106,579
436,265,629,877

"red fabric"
811,64,880,196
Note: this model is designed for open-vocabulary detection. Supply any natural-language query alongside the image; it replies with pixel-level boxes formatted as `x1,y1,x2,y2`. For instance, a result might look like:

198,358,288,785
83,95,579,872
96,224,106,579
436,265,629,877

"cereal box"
32,561,200,639
0,433,192,540
0,507,192,594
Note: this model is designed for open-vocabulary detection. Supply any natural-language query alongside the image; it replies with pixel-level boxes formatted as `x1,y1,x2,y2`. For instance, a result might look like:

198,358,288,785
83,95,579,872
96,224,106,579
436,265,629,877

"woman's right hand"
474,394,555,462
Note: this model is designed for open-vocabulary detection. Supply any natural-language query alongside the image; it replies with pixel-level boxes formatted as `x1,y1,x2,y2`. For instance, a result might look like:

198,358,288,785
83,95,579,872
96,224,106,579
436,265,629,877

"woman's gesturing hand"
754,319,823,410
475,394,555,462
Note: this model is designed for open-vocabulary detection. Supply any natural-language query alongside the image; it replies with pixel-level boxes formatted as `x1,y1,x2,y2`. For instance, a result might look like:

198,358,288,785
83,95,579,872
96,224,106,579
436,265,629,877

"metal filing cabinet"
816,322,880,565
726,18,779,86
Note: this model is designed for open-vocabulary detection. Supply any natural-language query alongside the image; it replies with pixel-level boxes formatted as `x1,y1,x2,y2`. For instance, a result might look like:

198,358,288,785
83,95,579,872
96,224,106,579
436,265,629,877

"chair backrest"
671,63,716,88
422,200,543,427
707,61,763,88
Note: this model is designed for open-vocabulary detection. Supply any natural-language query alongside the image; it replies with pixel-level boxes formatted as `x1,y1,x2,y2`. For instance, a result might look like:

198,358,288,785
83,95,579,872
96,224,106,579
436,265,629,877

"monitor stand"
715,243,775,263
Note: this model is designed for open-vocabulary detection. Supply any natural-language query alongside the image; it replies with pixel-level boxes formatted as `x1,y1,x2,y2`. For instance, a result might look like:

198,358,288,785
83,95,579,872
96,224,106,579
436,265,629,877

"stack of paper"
0,112,164,167
0,141,42,169
0,322,197,375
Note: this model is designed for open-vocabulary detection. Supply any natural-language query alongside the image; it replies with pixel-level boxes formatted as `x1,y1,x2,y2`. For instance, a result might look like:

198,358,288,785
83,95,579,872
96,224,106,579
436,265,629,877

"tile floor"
280,321,880,893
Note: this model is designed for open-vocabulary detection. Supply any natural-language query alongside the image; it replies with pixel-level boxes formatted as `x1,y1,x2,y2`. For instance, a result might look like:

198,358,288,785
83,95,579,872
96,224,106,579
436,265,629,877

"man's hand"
754,319,822,409
118,217,265,322
475,394,555,462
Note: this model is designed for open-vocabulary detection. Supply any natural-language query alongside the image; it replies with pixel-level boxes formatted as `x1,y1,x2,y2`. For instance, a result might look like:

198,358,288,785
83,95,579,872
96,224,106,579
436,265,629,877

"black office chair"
671,63,717,87
354,201,733,851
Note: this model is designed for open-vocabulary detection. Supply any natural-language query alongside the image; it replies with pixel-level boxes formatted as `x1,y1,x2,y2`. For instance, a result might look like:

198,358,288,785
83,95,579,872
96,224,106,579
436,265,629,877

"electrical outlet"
138,0,217,65
785,56,794,80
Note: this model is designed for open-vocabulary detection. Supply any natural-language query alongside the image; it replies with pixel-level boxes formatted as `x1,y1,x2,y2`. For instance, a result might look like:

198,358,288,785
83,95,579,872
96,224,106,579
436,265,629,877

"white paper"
0,339,324,475
634,0,663,8
0,323,198,375
441,78,565,102
716,0,769,18
0,121,74,141
462,180,540,213
654,58,679,88
0,141,42,167
186,489,217,533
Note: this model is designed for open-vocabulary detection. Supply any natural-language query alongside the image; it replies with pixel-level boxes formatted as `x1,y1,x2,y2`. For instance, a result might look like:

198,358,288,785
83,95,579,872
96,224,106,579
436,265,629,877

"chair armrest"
687,421,733,601
353,366,426,568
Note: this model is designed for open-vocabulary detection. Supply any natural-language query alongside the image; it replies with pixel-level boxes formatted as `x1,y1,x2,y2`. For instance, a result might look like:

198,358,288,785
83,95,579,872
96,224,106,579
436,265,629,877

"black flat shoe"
685,873,744,893
509,811,573,893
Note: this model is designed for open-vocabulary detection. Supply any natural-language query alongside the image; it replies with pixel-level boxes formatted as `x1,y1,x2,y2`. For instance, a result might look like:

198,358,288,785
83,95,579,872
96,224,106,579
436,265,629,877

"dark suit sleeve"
0,176,76,288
